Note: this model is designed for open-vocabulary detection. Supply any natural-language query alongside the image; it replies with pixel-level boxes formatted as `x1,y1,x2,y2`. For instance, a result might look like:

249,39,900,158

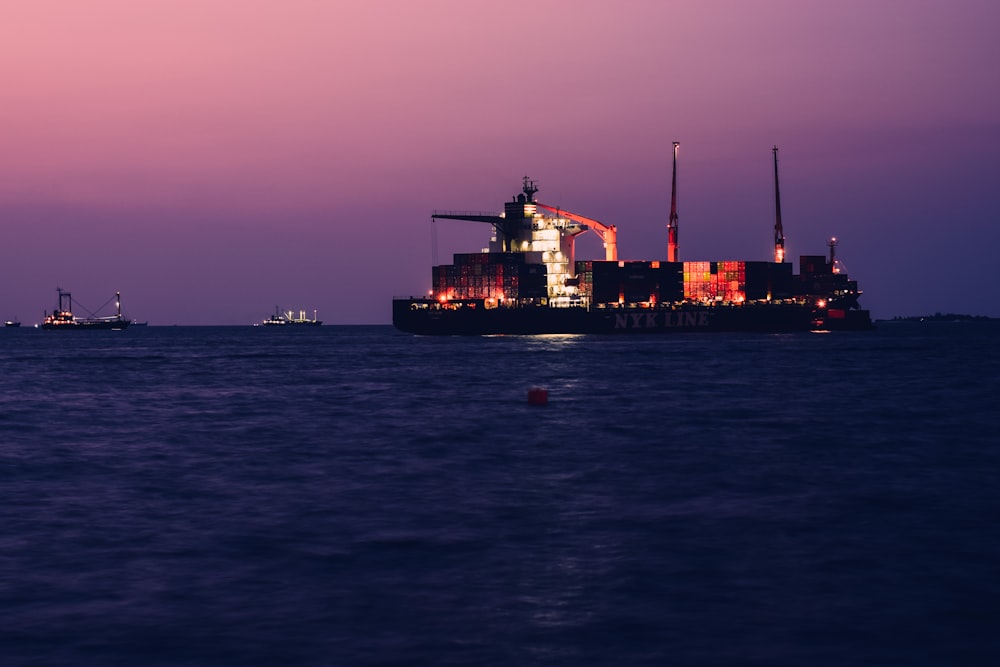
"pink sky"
2,0,998,324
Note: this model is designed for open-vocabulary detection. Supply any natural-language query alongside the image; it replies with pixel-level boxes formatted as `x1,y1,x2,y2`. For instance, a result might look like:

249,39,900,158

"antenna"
522,176,537,202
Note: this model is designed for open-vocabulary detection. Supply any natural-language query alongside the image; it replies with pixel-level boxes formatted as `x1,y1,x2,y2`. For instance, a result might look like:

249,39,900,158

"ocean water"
1,322,999,666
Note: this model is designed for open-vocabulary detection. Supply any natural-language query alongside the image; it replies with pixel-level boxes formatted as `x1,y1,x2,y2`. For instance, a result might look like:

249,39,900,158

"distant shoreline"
879,313,996,323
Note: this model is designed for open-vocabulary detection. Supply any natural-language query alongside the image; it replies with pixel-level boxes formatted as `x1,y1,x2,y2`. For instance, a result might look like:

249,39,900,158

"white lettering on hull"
613,310,711,330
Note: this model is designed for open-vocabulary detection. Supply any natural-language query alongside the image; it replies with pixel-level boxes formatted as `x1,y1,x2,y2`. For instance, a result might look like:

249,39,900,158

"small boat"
4,318,20,328
40,288,130,330
258,306,322,326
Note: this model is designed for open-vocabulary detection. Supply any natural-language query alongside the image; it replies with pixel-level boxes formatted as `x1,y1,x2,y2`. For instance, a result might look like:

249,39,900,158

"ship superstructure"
431,177,616,307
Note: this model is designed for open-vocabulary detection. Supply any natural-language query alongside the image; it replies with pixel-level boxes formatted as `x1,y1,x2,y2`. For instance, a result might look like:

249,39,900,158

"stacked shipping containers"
746,261,794,301
432,253,546,301
682,261,794,303
683,261,746,302
435,254,799,306
575,261,683,305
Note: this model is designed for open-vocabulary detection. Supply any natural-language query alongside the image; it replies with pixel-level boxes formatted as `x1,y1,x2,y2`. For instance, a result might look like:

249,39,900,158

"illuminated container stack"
682,260,795,303
683,261,744,302
683,261,752,302
432,252,546,301
432,251,809,308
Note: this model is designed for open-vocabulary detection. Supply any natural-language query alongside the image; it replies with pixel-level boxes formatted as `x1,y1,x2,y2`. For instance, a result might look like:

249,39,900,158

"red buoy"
527,387,548,406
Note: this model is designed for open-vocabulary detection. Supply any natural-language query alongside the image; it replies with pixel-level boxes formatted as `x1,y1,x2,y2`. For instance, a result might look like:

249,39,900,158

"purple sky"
2,0,998,324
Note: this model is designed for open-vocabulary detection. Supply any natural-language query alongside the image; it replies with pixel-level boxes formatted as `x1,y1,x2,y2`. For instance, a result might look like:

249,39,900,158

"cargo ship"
393,146,873,335
258,306,322,326
41,288,130,330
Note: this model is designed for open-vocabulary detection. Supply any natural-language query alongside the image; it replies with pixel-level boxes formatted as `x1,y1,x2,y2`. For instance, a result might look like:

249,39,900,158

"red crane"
533,202,618,262
773,145,786,263
668,141,679,262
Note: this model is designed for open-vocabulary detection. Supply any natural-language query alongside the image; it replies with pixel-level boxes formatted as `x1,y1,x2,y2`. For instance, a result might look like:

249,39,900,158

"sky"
2,0,998,324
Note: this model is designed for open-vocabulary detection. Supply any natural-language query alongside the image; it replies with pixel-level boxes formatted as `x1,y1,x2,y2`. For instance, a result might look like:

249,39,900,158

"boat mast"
667,141,679,262
773,146,786,263
116,292,122,319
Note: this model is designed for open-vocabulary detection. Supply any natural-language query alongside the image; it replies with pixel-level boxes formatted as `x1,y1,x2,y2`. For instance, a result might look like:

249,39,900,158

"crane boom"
534,202,618,261
773,146,786,263
668,141,679,262
430,213,504,225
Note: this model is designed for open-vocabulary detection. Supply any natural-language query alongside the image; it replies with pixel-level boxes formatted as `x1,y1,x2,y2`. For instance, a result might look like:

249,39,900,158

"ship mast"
56,287,72,314
667,141,679,262
521,175,537,202
773,145,786,263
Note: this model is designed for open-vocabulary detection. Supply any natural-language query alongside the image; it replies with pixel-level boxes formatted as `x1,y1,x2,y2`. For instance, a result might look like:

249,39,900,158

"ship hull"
261,321,322,327
40,319,130,331
393,299,873,335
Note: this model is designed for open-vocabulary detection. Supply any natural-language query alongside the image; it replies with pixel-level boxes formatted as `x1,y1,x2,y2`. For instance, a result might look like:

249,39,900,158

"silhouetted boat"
40,288,130,330
4,318,20,328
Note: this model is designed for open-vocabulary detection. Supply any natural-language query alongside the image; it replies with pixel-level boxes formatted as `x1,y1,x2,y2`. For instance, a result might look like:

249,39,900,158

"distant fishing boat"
4,318,20,327
40,288,130,330
258,306,322,326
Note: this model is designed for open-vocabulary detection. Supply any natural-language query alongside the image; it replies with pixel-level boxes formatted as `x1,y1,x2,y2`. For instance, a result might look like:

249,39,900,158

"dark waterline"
2,323,999,666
